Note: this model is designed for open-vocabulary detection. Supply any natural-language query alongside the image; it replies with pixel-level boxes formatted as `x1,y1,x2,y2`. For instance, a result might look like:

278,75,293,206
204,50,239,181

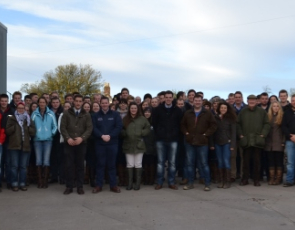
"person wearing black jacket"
282,94,295,187
152,90,182,190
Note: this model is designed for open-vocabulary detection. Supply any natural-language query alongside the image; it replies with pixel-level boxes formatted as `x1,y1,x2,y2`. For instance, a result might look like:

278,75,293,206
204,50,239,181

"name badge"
97,118,103,121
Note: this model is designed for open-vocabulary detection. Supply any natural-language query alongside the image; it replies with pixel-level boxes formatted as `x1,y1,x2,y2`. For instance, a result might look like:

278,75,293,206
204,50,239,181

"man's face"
31,95,38,102
13,95,22,104
65,96,73,103
164,94,173,105
247,99,257,108
234,94,242,104
176,100,184,108
101,99,110,111
0,98,8,109
260,95,268,106
25,98,32,105
151,98,158,108
159,95,165,103
188,92,195,103
73,97,83,110
43,94,50,103
193,97,203,109
51,99,60,110
279,93,288,103
84,98,91,103
121,90,129,99
228,96,235,105
94,95,101,104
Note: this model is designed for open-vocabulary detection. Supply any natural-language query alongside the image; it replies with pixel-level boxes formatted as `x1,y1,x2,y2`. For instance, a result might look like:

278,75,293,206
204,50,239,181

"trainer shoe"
183,184,194,190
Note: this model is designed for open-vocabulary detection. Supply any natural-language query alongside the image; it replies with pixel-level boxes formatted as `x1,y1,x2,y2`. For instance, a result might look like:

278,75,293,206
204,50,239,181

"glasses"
17,107,25,110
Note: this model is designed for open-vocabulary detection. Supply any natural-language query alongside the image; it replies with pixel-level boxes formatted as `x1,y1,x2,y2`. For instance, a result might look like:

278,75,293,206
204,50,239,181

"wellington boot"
126,168,134,190
217,169,224,188
134,168,142,190
223,169,231,189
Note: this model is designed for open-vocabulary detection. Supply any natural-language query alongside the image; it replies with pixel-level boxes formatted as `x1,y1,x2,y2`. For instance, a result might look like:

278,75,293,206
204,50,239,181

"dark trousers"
64,143,86,189
50,137,61,180
260,150,269,179
95,144,118,188
243,147,261,181
267,151,284,169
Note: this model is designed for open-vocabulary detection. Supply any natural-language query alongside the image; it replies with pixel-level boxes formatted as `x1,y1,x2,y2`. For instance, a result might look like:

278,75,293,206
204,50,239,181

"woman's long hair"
216,102,237,122
268,101,283,125
123,102,142,129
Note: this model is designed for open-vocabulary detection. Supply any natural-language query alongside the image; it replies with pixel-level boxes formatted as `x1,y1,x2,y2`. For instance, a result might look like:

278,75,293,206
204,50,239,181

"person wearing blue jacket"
31,97,57,189
92,96,123,194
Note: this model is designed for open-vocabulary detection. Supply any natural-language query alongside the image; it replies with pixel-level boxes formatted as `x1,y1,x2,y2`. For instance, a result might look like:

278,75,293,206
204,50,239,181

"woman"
117,99,128,119
264,101,284,185
92,102,100,113
141,101,149,114
82,102,91,113
211,102,236,189
6,102,36,191
31,97,57,189
57,101,72,184
122,102,150,190
142,107,157,185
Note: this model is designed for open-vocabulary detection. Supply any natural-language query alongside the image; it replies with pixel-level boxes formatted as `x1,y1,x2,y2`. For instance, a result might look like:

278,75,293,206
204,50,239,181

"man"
50,91,59,99
237,95,270,186
135,96,141,105
279,89,289,111
181,95,217,191
49,97,63,183
64,94,74,104
0,105,6,192
24,95,32,106
93,93,102,104
92,96,122,193
0,94,14,189
60,94,93,195
157,91,165,104
185,89,196,111
42,93,50,104
228,93,235,105
282,94,295,187
258,92,269,111
152,90,183,190
29,93,39,103
9,91,22,112
121,88,129,100
83,96,91,104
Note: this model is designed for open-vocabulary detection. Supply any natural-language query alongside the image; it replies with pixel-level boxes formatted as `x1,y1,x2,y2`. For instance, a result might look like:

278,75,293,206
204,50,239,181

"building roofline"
0,22,7,31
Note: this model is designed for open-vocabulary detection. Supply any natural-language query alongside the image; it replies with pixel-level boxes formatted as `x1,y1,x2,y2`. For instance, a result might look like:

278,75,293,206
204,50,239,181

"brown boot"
43,166,50,189
223,169,231,189
268,167,275,185
274,167,283,185
217,169,224,188
37,166,43,188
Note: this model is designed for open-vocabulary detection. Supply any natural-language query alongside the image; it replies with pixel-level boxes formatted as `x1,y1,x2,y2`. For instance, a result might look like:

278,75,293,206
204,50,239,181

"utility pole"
0,22,7,95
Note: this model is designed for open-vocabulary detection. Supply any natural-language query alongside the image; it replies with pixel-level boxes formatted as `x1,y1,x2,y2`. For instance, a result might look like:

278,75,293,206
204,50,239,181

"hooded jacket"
31,107,57,141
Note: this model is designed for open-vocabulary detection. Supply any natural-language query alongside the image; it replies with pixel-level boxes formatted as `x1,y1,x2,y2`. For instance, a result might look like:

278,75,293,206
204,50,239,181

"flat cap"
247,94,257,99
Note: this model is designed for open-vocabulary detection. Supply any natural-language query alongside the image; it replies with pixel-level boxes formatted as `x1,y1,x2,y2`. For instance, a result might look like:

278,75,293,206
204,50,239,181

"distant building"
103,82,112,102
0,22,7,94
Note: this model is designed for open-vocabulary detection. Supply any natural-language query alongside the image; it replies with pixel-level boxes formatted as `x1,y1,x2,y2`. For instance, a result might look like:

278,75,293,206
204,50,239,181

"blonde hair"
268,101,283,125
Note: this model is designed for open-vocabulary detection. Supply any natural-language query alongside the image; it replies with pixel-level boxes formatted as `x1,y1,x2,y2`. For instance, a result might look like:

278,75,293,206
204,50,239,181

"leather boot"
134,168,142,191
217,168,224,188
268,167,275,185
89,167,96,188
84,165,90,184
274,167,283,185
223,169,231,189
126,168,133,190
37,166,43,188
43,166,50,189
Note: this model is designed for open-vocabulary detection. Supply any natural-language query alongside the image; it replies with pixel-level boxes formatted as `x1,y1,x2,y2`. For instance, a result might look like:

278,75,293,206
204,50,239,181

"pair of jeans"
156,141,178,185
10,149,30,187
185,144,210,186
286,141,295,183
95,144,118,188
64,143,86,189
34,140,52,166
215,143,231,169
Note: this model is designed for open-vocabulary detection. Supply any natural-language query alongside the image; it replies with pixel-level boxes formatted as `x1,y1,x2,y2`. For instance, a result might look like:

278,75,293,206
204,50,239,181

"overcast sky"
1,0,295,100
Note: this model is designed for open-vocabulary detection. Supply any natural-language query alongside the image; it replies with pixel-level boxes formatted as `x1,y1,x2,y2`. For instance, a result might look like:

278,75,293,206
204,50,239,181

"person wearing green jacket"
122,102,150,191
237,94,270,186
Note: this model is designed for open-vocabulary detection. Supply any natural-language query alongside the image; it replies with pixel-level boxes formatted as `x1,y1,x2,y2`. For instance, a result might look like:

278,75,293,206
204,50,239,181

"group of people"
0,87,294,195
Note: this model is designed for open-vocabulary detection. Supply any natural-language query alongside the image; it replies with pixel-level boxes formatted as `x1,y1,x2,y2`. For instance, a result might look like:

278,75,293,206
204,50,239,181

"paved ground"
0,179,295,230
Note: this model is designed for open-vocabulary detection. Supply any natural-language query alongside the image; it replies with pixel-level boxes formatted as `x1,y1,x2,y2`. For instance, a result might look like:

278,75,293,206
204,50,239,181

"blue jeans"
156,141,178,185
95,144,118,188
185,144,210,186
10,150,30,187
286,141,295,183
215,143,231,169
34,141,52,166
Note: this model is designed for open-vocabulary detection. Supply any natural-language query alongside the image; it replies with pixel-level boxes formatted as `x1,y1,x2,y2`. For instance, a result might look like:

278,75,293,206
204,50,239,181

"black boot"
43,166,50,189
134,168,142,191
37,166,43,189
126,168,133,190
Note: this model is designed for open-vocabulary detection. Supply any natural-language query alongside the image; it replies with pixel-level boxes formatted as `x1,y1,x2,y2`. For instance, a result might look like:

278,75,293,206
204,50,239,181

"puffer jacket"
31,107,57,141
121,116,150,154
